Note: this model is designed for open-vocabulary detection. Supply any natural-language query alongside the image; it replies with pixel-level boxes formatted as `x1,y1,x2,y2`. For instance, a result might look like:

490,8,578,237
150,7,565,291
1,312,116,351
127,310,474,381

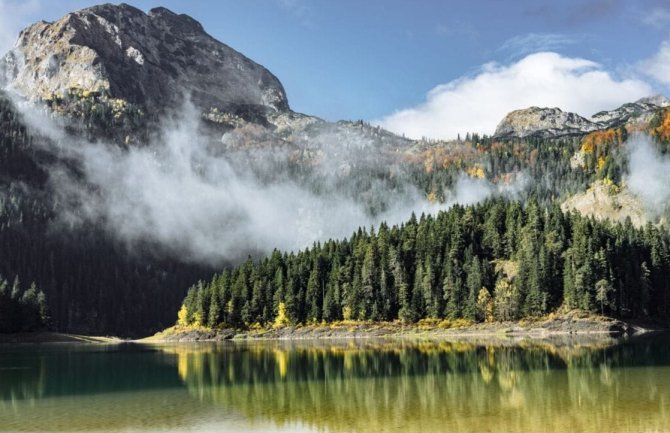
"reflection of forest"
172,337,670,433
1,338,670,433
0,354,46,402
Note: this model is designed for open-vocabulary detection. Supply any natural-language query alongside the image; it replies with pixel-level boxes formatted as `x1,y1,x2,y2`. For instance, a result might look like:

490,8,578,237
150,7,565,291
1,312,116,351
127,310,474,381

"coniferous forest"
178,199,670,329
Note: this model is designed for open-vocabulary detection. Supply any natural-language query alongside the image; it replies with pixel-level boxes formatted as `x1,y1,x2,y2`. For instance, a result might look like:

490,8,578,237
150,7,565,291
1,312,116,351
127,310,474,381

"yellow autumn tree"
273,302,291,329
476,288,494,322
177,304,189,327
342,305,353,321
466,166,485,179
493,279,520,321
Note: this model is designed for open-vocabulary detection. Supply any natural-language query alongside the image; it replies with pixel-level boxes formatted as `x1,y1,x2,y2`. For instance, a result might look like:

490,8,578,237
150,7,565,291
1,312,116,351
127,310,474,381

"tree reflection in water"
169,336,670,433
0,337,669,433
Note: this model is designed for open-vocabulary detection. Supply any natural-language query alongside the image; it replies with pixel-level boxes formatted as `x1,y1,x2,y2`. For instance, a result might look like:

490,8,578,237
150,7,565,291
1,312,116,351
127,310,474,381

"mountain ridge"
494,95,670,139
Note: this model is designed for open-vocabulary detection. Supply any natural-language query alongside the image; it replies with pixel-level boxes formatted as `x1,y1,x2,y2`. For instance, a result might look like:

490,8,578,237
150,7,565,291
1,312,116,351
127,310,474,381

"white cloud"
376,52,652,140
640,40,670,87
0,0,41,55
626,133,670,216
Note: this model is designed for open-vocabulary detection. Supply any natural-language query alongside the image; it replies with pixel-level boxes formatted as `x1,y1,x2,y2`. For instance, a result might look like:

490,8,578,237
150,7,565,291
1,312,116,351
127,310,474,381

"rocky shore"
145,311,657,343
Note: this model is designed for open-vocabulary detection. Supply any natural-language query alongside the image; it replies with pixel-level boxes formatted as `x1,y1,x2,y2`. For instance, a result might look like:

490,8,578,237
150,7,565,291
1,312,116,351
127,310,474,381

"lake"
1,335,669,432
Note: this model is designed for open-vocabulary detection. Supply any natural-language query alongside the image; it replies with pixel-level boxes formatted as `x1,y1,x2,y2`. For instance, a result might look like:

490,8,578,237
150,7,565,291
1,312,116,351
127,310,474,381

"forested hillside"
178,199,670,328
0,95,211,336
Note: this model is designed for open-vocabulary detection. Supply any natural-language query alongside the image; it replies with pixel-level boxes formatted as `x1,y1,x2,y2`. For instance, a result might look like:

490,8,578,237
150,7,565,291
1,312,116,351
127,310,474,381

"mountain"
0,3,288,118
494,106,600,139
494,95,669,139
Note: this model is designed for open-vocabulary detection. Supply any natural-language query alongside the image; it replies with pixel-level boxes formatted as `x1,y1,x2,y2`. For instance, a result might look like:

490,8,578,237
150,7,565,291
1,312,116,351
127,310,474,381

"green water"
1,335,670,433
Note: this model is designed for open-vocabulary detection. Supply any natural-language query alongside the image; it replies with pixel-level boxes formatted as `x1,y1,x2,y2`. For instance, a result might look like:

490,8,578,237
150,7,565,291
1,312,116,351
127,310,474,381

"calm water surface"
1,335,670,432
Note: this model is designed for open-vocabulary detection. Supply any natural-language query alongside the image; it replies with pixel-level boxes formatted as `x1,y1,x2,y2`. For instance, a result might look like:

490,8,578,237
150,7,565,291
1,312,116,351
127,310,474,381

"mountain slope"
561,180,647,227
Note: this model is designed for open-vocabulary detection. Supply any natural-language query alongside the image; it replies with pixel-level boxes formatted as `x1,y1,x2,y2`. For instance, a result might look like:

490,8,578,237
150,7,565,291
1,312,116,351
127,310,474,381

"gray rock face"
494,95,670,139
494,107,599,139
591,95,670,128
0,3,289,114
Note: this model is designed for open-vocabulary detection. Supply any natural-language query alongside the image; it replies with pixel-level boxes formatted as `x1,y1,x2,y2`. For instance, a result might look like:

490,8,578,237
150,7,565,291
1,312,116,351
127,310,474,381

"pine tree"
208,289,222,328
595,278,612,316
361,242,380,321
463,257,482,320
306,260,323,323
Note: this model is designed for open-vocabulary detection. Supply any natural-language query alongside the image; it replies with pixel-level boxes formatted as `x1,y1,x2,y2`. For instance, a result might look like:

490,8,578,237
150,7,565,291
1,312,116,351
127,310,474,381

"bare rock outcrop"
494,96,670,140
494,106,599,139
0,3,289,116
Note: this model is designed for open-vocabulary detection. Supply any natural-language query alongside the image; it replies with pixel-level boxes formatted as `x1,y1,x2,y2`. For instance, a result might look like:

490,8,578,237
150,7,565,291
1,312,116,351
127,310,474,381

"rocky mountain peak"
494,95,670,139
0,3,289,116
494,106,599,139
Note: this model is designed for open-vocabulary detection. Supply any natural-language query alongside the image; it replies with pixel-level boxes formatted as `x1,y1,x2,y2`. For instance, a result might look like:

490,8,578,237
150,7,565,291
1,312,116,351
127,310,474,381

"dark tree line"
0,276,48,333
179,199,670,328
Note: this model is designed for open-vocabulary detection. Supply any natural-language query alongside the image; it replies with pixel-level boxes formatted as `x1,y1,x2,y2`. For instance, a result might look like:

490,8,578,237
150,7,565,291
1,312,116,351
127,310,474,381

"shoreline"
142,311,663,343
1,312,664,344
0,331,124,344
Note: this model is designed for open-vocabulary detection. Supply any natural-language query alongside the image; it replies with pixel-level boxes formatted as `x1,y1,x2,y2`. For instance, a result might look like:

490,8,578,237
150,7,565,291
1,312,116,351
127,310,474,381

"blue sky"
1,0,670,138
